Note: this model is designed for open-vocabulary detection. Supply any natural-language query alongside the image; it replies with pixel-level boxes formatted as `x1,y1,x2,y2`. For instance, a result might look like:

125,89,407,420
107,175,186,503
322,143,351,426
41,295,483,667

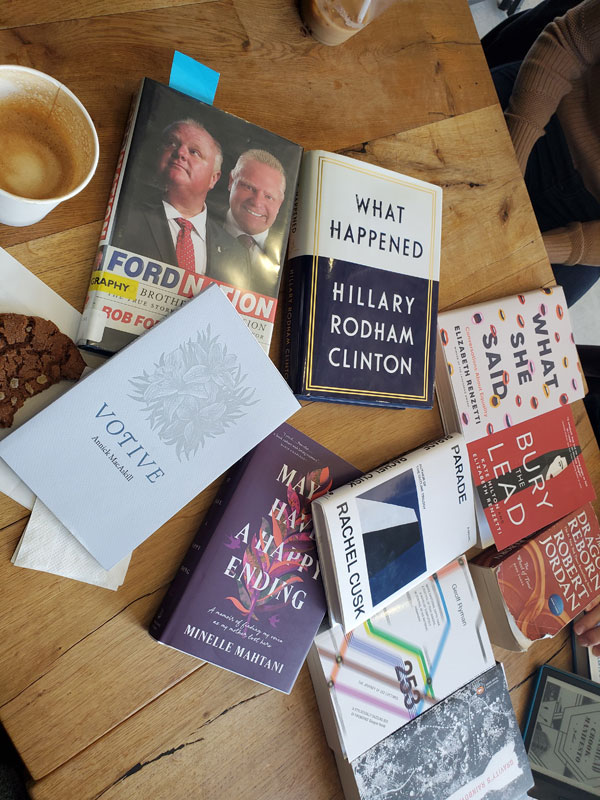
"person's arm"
505,0,600,173
543,220,600,266
574,595,600,655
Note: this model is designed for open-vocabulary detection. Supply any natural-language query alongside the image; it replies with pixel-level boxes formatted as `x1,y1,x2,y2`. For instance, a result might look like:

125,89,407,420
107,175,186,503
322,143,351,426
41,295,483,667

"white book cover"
308,557,494,762
312,433,475,633
0,284,300,569
436,286,583,445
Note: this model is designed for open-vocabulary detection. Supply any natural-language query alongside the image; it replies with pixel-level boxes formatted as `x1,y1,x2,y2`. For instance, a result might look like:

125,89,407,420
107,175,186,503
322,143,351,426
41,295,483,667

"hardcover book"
468,405,595,550
282,149,442,409
150,423,359,693
311,432,476,633
334,663,534,800
0,284,300,570
436,286,584,445
470,504,600,651
76,77,302,356
307,556,495,761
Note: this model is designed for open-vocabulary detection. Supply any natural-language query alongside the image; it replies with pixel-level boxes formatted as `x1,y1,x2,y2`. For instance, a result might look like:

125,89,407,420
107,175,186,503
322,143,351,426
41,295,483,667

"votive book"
150,423,360,693
307,556,494,761
0,284,300,570
311,433,476,633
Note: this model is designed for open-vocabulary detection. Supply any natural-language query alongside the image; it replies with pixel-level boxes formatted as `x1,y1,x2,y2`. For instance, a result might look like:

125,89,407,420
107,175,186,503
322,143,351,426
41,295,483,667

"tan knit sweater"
505,0,600,266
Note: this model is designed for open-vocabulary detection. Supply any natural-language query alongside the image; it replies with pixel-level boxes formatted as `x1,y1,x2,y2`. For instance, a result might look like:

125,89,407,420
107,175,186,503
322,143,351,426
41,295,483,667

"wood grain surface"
0,1,597,798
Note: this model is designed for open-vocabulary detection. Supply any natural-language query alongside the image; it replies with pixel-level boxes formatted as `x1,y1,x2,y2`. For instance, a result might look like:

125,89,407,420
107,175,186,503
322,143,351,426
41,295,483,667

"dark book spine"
76,81,143,353
149,455,249,642
281,254,309,391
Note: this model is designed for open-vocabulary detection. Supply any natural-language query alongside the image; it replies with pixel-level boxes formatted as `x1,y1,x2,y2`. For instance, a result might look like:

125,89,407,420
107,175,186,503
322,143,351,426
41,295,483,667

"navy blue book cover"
283,151,442,409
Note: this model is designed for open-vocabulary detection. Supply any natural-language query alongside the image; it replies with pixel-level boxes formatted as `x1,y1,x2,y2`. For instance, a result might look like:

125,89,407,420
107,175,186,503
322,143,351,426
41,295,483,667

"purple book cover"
150,423,359,693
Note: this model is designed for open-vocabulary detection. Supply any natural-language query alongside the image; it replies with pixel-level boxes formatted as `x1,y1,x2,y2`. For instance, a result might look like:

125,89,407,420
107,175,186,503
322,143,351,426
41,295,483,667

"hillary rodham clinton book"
282,150,442,409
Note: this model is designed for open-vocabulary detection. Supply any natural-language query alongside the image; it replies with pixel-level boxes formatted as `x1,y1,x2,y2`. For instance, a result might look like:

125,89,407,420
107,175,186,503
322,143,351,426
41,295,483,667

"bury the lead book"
76,78,301,357
0,285,300,570
311,433,476,633
150,423,360,693
282,150,442,409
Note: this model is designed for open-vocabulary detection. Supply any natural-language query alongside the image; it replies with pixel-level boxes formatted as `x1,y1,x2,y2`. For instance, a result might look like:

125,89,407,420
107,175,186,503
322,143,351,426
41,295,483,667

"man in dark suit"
223,149,287,297
114,119,250,289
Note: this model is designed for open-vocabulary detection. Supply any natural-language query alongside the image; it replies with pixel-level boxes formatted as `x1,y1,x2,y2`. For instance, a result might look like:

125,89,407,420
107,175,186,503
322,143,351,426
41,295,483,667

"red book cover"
473,504,600,641
468,405,595,549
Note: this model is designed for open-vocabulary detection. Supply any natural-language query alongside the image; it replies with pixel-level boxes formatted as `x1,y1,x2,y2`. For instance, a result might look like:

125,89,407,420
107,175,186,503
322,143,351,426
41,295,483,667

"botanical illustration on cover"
226,466,332,631
129,326,256,460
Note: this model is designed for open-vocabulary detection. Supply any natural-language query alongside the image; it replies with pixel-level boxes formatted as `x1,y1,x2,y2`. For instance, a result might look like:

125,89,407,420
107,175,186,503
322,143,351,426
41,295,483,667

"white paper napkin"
13,498,130,590
0,247,131,587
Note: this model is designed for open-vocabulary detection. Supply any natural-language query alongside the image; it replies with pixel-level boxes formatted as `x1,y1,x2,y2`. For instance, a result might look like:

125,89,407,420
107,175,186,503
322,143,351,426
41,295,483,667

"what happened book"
334,663,534,800
469,405,595,550
0,284,300,570
436,286,583,444
311,433,476,633
282,149,442,409
470,504,600,651
307,556,494,762
76,78,301,357
150,423,359,693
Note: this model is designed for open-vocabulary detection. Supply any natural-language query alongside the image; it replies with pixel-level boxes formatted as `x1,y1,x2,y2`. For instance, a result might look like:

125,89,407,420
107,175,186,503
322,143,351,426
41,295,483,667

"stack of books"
436,287,595,549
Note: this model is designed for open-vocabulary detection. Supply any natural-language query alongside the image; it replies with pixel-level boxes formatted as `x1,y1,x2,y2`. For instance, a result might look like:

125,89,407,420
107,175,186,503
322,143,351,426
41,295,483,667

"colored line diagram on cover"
323,574,452,719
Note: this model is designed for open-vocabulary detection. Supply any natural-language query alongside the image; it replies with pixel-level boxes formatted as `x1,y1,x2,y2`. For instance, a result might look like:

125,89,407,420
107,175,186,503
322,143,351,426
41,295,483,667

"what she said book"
150,423,359,693
436,286,583,444
282,150,442,409
0,285,300,570
312,433,476,633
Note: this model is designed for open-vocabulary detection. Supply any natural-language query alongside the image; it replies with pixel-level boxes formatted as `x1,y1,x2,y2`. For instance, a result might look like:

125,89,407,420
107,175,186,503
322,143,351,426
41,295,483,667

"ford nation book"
149,423,360,693
469,405,595,550
76,78,301,357
311,433,476,633
0,285,300,570
282,150,442,409
435,286,584,445
307,556,494,762
470,504,600,651
333,664,534,800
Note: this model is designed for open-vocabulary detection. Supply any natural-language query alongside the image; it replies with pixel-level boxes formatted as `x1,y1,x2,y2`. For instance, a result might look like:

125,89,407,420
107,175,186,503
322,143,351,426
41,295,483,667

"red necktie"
238,233,256,250
175,217,196,272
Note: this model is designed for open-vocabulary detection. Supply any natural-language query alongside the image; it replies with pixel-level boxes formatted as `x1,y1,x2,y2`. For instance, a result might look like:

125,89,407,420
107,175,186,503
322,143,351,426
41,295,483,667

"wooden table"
1,1,598,798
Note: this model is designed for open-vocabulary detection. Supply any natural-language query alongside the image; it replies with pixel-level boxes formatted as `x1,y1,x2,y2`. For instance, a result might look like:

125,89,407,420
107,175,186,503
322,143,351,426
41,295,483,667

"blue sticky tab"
169,51,220,105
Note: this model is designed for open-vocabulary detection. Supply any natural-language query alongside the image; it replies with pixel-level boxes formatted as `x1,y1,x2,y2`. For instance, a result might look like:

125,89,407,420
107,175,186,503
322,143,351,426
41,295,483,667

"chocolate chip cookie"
0,313,86,427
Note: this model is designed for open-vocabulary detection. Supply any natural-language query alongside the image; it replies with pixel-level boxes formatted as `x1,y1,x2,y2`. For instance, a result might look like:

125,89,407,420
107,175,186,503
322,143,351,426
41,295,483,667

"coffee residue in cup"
0,102,77,200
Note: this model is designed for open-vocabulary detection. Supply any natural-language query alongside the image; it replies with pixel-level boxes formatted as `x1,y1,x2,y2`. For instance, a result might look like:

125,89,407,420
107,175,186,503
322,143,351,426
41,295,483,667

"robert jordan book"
282,150,442,409
470,504,600,651
149,423,359,693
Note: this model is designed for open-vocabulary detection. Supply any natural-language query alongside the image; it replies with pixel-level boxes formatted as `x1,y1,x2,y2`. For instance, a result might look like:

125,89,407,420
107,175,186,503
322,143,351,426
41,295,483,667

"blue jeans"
492,62,600,306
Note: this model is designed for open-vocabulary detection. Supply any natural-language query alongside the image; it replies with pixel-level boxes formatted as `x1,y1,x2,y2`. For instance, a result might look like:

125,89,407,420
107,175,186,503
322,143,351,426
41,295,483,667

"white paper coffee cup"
0,65,99,227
